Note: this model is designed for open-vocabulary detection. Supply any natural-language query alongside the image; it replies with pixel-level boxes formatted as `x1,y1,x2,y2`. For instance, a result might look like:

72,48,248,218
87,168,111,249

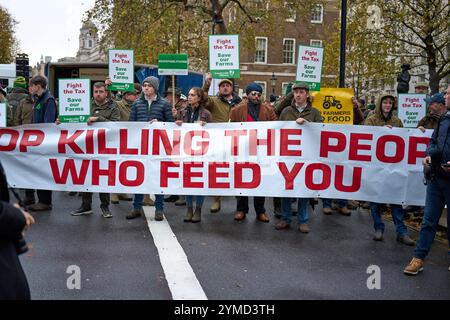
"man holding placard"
71,82,120,219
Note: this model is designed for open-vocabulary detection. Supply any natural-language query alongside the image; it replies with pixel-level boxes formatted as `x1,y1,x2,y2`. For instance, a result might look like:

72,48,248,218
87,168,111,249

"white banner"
0,122,432,206
0,103,6,128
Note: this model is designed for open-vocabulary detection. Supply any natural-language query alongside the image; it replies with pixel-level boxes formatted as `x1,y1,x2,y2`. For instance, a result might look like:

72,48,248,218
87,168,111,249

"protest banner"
158,54,189,76
209,35,240,79
58,79,91,123
0,103,6,127
108,49,134,92
398,94,427,128
312,88,354,124
296,45,324,91
0,122,431,206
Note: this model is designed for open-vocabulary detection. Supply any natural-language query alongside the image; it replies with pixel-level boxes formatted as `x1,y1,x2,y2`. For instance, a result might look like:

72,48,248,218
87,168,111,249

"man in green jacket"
71,82,120,219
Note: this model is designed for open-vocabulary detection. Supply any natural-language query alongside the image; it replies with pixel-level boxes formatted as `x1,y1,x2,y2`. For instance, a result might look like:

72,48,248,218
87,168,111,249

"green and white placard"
209,34,240,79
58,79,91,123
398,93,427,128
296,45,324,91
108,49,134,92
0,103,6,127
158,54,188,75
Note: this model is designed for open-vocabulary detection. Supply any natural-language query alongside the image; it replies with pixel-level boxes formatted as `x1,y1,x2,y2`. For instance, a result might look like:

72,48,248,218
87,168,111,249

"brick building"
230,1,340,98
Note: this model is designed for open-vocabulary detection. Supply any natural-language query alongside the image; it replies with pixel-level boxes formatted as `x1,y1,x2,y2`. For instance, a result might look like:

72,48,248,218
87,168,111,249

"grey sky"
1,0,95,66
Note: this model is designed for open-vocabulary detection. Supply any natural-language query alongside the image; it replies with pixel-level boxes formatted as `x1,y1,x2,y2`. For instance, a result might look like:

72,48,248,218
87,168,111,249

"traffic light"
15,53,30,84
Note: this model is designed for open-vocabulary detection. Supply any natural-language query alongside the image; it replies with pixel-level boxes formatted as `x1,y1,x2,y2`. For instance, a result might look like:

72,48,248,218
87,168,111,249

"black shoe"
164,195,179,203
71,205,92,216
101,206,113,218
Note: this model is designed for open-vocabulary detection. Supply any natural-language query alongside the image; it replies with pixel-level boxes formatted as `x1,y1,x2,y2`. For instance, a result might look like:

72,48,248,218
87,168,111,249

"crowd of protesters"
0,73,449,277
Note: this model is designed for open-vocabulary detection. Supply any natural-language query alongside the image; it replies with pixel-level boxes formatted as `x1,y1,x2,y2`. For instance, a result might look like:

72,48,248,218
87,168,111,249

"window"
283,38,295,64
228,6,237,23
255,81,267,98
311,4,323,23
284,1,296,22
88,40,93,48
255,37,268,63
310,39,322,47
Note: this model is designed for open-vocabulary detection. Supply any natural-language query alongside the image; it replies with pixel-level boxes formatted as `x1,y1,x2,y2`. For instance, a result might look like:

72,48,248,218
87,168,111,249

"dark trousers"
37,190,52,205
237,196,266,215
82,192,110,207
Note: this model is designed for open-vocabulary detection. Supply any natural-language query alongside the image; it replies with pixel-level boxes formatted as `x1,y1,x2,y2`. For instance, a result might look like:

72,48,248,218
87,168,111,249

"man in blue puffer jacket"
128,76,174,221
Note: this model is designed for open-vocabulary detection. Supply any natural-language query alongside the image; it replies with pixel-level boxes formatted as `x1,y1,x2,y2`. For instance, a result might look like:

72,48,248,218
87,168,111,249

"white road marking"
143,206,208,300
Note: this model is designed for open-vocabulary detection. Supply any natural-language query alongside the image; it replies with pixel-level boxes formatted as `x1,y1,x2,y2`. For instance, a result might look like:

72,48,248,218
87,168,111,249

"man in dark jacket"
0,161,35,300
128,76,174,221
404,85,450,275
27,75,57,212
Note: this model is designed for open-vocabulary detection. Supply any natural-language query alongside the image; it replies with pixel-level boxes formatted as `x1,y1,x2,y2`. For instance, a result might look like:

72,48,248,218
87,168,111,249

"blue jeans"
281,198,309,224
414,177,450,260
323,198,348,209
186,196,205,208
370,203,407,235
133,194,164,211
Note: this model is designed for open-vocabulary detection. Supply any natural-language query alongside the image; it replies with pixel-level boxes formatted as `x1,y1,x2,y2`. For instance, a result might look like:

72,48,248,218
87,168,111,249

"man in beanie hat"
203,73,242,213
128,76,174,221
6,77,29,121
229,82,276,223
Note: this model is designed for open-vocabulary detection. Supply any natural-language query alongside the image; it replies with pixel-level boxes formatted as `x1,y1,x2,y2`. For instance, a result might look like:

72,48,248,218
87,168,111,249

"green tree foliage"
322,1,397,95
0,6,17,64
86,0,324,72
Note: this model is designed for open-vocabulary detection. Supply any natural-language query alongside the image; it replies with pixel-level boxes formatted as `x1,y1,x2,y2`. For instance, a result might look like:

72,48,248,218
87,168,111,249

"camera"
423,147,442,181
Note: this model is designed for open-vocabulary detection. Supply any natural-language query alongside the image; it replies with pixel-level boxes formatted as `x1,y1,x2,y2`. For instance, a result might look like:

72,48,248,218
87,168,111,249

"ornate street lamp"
270,72,277,94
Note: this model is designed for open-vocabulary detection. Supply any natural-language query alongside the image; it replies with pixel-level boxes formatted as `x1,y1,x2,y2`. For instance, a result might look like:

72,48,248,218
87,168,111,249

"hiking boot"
403,257,424,276
298,223,310,233
23,196,36,206
111,194,120,204
256,213,270,223
210,197,221,213
175,196,186,206
184,207,194,222
275,220,290,230
373,230,383,241
118,194,133,201
155,209,164,221
362,202,371,210
126,208,143,220
28,202,52,212
397,234,415,246
323,207,333,215
191,207,202,223
339,206,351,216
143,195,155,206
347,200,359,210
101,206,113,219
71,205,92,216
164,195,179,203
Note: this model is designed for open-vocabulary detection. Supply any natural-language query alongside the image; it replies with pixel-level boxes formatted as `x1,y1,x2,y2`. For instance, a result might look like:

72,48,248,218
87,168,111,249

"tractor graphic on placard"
322,96,343,109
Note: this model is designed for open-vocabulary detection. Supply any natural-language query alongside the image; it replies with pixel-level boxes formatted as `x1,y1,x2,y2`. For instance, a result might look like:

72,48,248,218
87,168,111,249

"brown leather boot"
184,207,194,222
191,207,201,223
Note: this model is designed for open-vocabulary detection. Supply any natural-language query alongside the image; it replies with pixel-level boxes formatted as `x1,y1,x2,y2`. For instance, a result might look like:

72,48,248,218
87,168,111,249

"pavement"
19,192,450,300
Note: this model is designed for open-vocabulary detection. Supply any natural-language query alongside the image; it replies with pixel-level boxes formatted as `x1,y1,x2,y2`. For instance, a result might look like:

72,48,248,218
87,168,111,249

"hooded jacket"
202,81,241,122
364,93,403,127
91,99,120,122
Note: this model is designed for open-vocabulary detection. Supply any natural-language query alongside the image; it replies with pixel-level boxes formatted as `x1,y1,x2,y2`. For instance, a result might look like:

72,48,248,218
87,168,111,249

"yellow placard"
311,88,354,124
